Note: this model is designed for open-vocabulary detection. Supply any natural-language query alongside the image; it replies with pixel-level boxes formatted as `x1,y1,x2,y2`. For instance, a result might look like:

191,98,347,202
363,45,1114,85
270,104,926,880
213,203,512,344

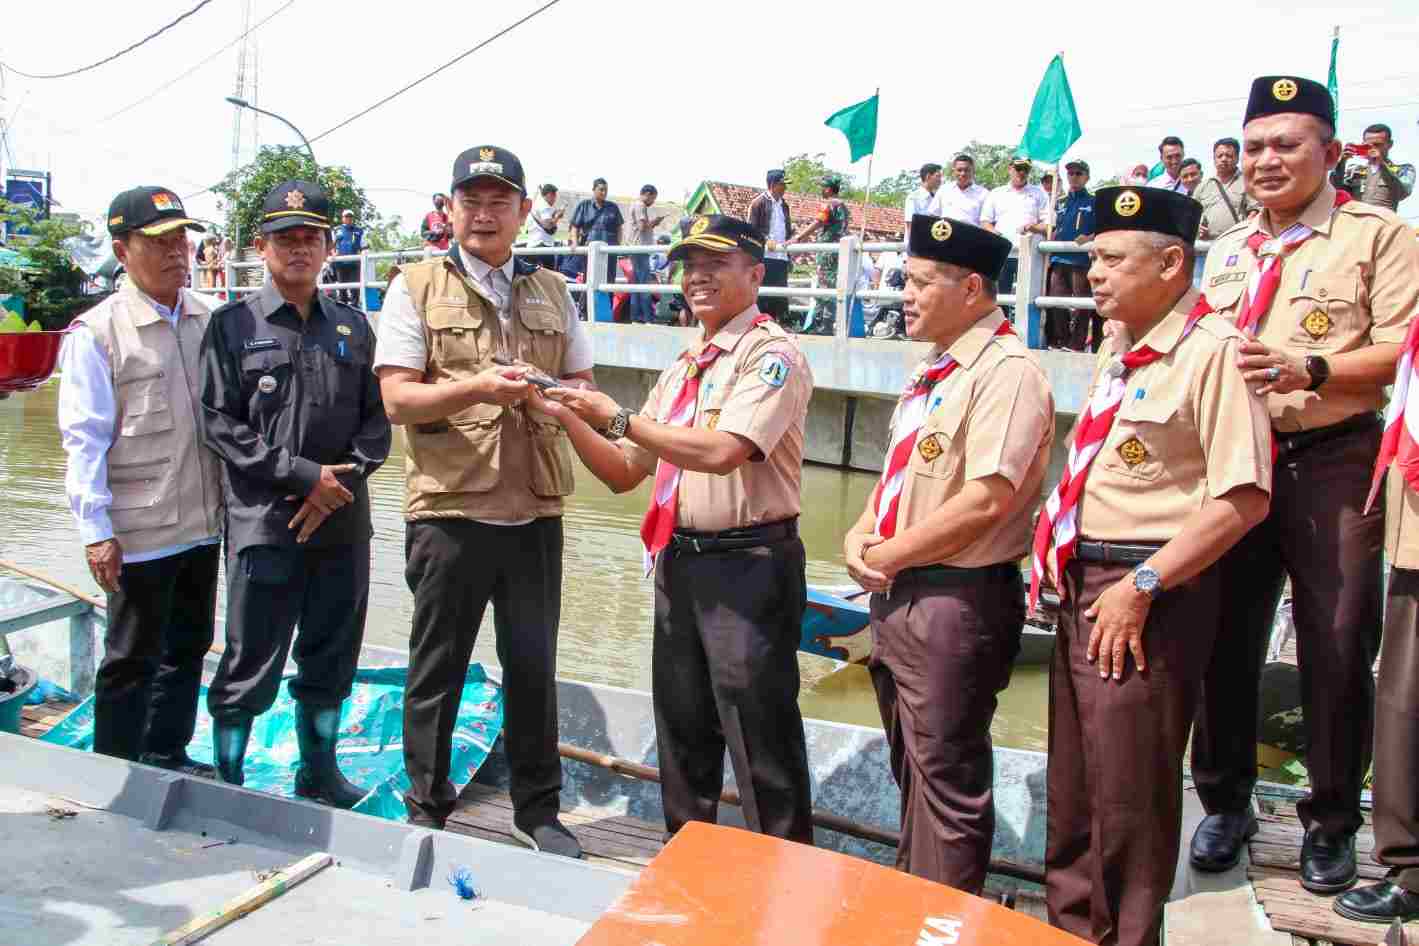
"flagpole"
859,87,879,243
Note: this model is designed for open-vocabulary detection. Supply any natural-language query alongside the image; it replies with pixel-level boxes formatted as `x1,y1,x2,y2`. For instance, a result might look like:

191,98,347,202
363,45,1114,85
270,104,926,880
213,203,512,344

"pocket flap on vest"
517,305,564,334
427,305,485,331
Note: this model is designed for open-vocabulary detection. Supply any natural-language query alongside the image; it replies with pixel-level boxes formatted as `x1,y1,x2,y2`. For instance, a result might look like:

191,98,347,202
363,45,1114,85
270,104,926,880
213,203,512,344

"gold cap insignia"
1272,78,1298,102
1302,309,1332,339
918,434,944,463
930,219,953,242
690,216,710,236
1114,190,1142,217
284,188,306,210
109,215,124,227
479,147,496,162
1118,436,1148,467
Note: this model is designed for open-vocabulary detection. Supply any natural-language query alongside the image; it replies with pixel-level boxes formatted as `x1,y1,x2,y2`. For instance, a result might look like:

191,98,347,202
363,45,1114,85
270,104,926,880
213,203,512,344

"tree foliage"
781,141,1043,209
212,145,377,248
0,200,91,329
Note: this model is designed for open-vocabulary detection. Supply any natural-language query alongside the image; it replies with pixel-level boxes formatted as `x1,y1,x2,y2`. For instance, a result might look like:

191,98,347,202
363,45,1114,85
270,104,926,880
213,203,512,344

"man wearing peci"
531,215,816,845
842,213,1053,893
376,145,594,856
1188,76,1419,894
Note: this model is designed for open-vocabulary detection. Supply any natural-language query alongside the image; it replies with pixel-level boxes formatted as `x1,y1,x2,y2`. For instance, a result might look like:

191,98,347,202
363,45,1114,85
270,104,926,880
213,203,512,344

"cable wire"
0,0,216,80
309,0,563,144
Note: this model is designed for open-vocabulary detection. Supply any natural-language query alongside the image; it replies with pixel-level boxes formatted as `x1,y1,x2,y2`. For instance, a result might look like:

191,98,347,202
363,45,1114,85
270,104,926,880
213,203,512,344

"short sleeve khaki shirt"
1386,472,1419,569
621,307,813,533
1201,182,1419,432
1076,290,1273,541
893,309,1055,567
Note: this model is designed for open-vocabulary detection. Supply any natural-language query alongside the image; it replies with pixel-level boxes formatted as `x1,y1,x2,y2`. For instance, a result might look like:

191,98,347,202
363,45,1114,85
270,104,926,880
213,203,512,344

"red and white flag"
1365,314,1419,514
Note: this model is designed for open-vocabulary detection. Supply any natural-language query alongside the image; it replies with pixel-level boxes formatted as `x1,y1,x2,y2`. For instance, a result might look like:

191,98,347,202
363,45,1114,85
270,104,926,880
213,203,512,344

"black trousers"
758,258,791,323
94,543,219,760
207,542,370,720
332,261,360,304
1191,421,1384,837
652,534,814,843
402,518,564,825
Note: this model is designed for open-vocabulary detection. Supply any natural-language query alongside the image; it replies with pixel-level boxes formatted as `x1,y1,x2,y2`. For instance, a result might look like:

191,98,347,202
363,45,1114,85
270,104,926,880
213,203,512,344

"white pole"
858,86,880,242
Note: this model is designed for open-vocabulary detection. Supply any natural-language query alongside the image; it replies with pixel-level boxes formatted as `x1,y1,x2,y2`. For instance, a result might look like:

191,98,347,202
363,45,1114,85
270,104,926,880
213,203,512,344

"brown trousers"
1190,422,1383,836
1047,559,1221,946
1374,567,1419,893
868,566,1024,894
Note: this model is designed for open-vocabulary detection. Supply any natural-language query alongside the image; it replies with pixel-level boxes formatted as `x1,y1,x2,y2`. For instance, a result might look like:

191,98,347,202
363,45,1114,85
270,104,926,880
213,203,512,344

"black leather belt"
1075,540,1164,565
1275,412,1379,459
670,518,798,554
896,562,1022,586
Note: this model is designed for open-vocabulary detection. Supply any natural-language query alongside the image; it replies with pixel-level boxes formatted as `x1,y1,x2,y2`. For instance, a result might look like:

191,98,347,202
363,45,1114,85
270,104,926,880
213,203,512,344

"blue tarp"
42,664,504,822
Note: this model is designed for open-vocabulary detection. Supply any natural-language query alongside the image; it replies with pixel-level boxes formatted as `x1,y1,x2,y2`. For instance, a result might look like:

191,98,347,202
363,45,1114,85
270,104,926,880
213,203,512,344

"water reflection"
0,383,1048,749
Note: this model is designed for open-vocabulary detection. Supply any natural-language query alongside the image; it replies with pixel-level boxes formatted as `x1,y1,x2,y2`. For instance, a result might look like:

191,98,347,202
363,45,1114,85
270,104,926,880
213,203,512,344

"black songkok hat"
1092,186,1202,242
907,215,1012,280
1244,75,1335,128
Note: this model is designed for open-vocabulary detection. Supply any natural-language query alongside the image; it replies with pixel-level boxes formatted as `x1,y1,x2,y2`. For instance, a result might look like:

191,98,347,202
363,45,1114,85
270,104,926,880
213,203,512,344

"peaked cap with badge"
1244,75,1335,128
260,180,332,234
907,214,1013,280
668,215,766,263
1093,186,1203,242
107,186,205,237
450,145,526,195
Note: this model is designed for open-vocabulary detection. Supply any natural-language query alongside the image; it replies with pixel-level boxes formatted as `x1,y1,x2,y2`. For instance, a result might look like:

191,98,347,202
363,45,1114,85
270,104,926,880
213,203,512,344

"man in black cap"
375,146,592,856
840,214,1053,892
200,180,391,807
531,215,815,845
1188,76,1419,895
747,169,793,325
1032,186,1272,946
58,186,223,775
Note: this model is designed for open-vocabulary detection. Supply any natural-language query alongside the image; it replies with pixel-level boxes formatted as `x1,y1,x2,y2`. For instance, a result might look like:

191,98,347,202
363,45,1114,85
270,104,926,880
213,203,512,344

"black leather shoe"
1189,812,1259,872
138,750,218,779
1334,881,1419,924
1301,827,1358,894
512,813,583,859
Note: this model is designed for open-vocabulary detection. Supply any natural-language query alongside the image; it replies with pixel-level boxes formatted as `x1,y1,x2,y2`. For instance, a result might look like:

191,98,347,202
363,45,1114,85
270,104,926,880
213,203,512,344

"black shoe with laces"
511,813,583,859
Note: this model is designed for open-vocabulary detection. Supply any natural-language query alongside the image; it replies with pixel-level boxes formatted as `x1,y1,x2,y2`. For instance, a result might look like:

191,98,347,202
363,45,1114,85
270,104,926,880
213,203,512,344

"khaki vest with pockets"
399,257,575,521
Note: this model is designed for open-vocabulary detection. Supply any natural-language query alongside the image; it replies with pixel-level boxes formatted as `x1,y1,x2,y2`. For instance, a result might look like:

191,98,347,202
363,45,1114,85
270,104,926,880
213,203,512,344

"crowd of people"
46,67,1419,946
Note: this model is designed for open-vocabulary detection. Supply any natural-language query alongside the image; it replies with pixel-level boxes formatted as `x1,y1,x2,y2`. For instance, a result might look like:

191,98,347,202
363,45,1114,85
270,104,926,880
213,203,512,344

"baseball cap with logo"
450,145,527,195
1009,153,1033,169
107,186,205,237
259,180,333,234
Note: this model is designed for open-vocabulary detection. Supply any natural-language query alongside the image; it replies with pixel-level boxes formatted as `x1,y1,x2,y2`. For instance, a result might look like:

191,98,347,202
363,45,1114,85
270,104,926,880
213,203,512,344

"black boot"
293,703,366,809
212,715,252,786
138,750,217,779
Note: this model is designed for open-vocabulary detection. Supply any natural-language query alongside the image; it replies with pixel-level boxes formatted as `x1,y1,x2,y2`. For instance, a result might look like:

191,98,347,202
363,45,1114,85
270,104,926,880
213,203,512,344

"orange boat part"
577,822,1087,946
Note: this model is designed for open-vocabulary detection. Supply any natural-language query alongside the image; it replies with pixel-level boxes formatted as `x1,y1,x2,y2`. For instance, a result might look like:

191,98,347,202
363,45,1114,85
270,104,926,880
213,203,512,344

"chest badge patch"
1302,309,1332,340
336,324,352,336
704,410,721,431
257,375,278,395
918,434,944,463
759,353,791,388
1118,436,1148,467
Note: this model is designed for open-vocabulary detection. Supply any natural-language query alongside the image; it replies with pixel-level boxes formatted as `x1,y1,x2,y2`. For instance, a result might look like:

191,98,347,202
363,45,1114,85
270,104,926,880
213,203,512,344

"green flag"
1327,29,1340,119
825,93,879,163
1018,55,1082,164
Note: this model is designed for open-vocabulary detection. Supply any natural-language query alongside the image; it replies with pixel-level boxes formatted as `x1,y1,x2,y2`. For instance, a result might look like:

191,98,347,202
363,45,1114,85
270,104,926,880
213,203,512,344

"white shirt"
767,198,788,261
527,196,559,245
939,182,990,225
1146,172,1185,193
902,186,944,249
981,184,1047,239
57,290,221,563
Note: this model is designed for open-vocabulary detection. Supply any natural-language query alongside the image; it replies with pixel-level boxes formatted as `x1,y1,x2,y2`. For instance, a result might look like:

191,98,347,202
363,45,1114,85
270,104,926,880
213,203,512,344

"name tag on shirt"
243,337,280,351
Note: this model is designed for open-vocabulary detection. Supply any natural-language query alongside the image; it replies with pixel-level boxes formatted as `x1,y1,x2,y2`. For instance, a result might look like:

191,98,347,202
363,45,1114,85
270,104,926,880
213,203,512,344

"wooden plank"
18,702,76,739
456,783,666,844
150,851,332,945
1251,874,1418,946
447,804,660,865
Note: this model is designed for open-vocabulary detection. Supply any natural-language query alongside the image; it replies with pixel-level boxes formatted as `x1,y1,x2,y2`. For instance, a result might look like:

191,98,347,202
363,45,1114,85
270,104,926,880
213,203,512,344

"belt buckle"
692,537,703,554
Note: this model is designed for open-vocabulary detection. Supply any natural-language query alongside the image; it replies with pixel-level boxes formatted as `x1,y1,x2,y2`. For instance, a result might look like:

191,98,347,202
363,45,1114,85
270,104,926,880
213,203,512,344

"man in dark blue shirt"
330,209,365,306
1046,161,1098,351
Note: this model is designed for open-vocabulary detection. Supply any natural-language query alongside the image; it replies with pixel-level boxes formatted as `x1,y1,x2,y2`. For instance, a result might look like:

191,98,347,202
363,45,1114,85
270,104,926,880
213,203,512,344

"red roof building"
684,181,904,243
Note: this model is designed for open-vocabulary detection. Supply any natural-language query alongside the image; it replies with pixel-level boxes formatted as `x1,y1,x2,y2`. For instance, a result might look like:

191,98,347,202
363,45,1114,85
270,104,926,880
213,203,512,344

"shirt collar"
1260,181,1340,236
941,307,1009,369
254,280,327,323
123,283,186,327
458,246,515,286
702,305,764,355
1119,288,1201,357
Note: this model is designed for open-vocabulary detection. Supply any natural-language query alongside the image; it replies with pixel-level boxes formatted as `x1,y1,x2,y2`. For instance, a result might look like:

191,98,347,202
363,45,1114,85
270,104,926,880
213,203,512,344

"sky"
2,0,1417,236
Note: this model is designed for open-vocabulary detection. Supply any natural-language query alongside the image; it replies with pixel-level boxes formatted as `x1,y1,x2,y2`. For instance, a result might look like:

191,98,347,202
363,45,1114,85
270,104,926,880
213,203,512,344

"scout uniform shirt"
893,309,1055,566
1201,181,1419,432
1074,289,1272,543
621,306,812,532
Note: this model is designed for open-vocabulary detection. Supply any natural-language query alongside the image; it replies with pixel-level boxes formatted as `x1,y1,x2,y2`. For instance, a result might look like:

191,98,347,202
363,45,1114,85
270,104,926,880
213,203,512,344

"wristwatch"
1304,355,1330,392
605,407,634,441
1132,565,1163,600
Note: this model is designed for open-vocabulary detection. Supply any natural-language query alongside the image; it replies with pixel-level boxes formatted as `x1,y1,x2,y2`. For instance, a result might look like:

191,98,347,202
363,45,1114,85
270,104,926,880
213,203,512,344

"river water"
0,383,1049,750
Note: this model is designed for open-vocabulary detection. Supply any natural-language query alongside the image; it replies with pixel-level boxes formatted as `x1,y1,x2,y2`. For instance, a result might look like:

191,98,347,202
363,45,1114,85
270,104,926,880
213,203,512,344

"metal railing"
190,234,1217,350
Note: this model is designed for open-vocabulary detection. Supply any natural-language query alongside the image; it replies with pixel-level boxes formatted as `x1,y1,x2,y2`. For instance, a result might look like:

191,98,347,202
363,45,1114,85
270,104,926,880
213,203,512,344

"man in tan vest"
376,145,593,855
58,185,223,775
